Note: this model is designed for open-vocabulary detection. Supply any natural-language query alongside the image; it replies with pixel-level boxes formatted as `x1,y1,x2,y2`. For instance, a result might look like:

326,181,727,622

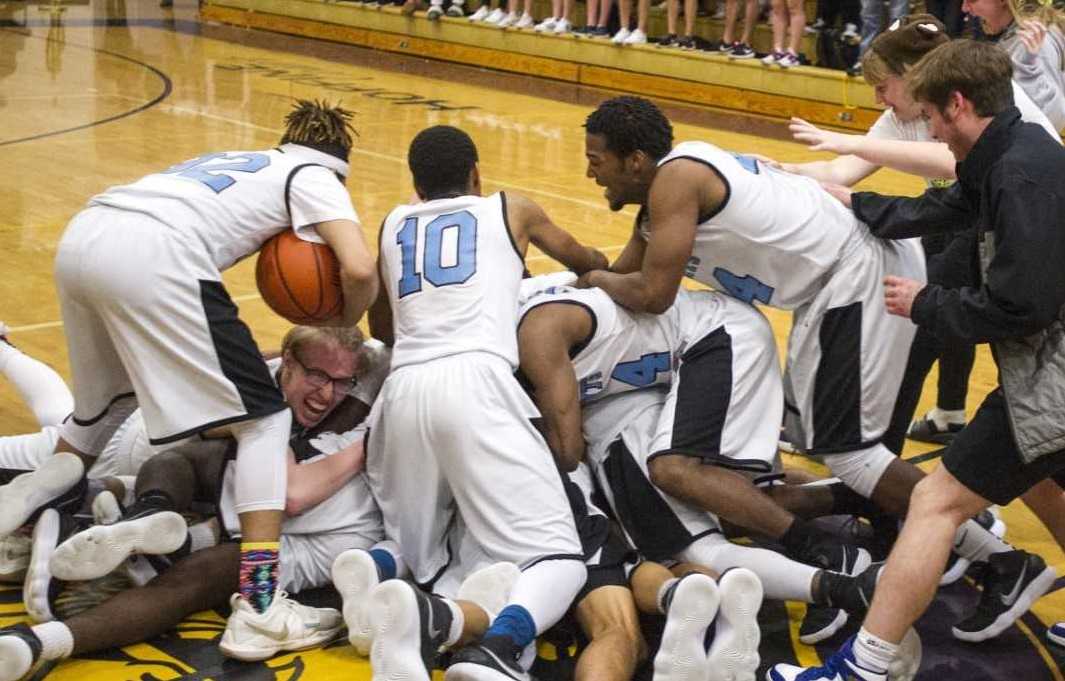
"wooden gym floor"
0,1,1062,678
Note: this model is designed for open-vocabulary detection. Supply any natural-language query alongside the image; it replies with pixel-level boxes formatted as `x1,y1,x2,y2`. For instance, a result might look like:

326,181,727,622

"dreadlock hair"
280,99,358,162
408,125,479,200
584,96,674,161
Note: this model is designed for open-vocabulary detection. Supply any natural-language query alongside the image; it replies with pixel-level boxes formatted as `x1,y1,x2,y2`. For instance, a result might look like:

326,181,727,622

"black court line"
0,22,175,147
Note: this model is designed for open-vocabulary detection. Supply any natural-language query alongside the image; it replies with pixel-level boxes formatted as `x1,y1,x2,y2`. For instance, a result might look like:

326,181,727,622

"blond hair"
1009,0,1065,34
281,325,365,360
279,99,358,160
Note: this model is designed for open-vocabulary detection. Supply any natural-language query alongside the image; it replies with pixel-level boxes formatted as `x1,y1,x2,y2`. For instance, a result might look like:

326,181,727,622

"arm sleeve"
912,174,1065,342
852,183,971,239
287,165,360,242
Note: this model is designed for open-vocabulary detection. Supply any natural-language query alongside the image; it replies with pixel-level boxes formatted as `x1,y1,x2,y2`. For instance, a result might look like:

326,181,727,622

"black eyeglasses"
289,352,358,394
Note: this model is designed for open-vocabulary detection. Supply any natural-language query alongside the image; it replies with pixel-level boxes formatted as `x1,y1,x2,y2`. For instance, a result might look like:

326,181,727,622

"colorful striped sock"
239,541,280,614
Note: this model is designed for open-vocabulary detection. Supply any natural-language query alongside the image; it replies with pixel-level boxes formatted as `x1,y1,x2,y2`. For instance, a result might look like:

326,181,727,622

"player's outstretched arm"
508,193,609,274
517,305,591,472
285,437,366,516
315,219,379,327
581,161,707,313
608,224,648,275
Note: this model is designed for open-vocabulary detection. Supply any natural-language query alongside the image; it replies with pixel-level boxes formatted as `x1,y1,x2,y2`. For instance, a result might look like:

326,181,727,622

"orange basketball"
256,231,344,324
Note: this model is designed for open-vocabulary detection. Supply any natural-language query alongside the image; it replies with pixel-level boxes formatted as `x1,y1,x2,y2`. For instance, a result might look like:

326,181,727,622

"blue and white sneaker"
1047,622,1065,647
766,637,886,681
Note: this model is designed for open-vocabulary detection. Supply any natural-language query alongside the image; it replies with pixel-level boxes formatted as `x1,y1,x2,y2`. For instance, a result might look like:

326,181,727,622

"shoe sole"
0,453,84,537
0,635,35,681
654,574,719,681
888,628,922,681
707,568,762,681
0,534,32,584
951,565,1058,642
332,549,380,655
797,608,847,645
370,581,432,681
92,490,122,526
50,511,187,581
456,562,521,621
25,509,59,623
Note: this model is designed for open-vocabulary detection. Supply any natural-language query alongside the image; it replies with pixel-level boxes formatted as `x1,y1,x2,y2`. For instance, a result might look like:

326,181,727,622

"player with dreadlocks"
0,99,377,662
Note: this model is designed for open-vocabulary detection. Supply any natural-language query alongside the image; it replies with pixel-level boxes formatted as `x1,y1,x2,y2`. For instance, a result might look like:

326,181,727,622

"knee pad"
821,443,896,498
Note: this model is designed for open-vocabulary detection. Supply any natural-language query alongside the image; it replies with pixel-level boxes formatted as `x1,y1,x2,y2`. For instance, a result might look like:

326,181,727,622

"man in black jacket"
769,39,1065,681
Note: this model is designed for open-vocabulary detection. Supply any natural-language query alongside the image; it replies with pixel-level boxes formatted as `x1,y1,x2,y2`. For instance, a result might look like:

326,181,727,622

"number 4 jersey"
87,143,358,271
649,141,869,310
379,192,525,371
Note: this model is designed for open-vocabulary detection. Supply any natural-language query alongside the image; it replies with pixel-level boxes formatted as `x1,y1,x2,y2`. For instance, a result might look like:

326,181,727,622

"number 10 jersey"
379,192,525,371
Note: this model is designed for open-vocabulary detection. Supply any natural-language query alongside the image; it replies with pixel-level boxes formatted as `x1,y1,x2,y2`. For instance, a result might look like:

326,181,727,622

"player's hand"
884,276,924,318
576,270,601,289
741,152,783,169
587,249,610,272
1018,19,1048,55
790,117,861,155
821,181,853,207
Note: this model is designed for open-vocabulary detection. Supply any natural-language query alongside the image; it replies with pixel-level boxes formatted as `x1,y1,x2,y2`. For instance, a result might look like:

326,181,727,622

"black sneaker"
952,550,1057,642
796,537,871,576
590,25,611,37
446,636,531,681
729,42,755,58
799,605,848,644
718,40,735,53
676,35,697,49
0,623,44,681
657,33,679,47
821,562,882,615
369,581,454,675
907,413,965,445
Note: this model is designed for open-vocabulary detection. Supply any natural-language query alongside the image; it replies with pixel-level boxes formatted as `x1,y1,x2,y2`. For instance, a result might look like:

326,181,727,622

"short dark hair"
280,99,358,161
907,40,1014,117
584,96,674,161
408,126,479,199
862,14,949,85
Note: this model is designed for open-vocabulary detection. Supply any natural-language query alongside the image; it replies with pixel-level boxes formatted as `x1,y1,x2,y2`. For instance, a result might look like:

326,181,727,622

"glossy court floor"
0,1,1063,678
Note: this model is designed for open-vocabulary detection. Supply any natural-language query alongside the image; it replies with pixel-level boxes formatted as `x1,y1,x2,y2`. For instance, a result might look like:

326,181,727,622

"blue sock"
484,605,537,648
369,548,397,581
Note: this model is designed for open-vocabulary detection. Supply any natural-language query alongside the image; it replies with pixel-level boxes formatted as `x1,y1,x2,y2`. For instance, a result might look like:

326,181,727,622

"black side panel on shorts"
199,280,288,416
601,439,709,562
813,301,863,451
562,475,611,561
671,326,733,456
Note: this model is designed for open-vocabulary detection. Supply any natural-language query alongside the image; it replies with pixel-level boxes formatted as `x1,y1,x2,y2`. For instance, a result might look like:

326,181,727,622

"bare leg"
574,586,647,681
740,0,758,43
722,0,740,43
1021,478,1065,551
786,0,804,52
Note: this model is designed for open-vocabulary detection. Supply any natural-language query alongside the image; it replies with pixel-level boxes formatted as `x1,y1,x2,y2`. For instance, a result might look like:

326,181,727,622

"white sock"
187,521,218,553
928,407,965,428
656,577,679,614
507,558,586,635
954,518,1012,562
852,627,896,672
0,343,74,428
679,534,817,602
32,621,74,660
442,597,465,648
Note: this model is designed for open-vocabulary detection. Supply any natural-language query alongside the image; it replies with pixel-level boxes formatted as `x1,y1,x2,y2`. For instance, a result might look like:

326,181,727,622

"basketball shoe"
220,590,342,661
952,550,1057,642
333,548,382,655
370,580,454,681
50,508,187,581
654,573,720,681
0,624,45,681
1048,622,1065,647
707,568,763,681
446,635,531,681
768,636,885,681
0,453,85,537
0,532,31,583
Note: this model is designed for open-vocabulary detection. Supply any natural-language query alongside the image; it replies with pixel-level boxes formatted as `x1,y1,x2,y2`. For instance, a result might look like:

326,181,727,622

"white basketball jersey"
88,143,358,270
518,284,730,403
652,141,865,309
380,192,525,370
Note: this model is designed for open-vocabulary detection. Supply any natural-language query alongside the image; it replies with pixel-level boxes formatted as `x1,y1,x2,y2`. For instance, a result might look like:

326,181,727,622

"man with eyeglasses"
0,325,396,675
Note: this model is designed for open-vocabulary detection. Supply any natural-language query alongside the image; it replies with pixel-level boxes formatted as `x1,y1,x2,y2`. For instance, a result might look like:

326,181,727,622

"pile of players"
2,25,1065,681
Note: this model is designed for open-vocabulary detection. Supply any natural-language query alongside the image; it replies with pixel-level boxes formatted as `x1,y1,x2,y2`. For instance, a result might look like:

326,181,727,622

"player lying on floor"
0,325,390,679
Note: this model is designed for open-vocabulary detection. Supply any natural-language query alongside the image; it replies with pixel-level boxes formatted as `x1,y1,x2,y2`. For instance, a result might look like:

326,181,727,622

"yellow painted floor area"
0,0,1062,678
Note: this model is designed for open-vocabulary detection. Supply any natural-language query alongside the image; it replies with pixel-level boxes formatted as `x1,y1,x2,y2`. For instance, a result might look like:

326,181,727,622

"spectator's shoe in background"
729,42,755,58
777,50,801,67
846,60,862,76
552,18,572,33
446,4,466,17
658,33,679,47
676,34,696,49
612,27,631,43
804,17,825,33
841,22,859,43
513,12,534,28
534,16,557,31
761,50,784,65
426,4,444,19
623,28,647,43
468,4,490,20
483,6,506,22
497,11,518,27
952,550,1056,642
718,40,735,53
907,410,965,445
591,25,611,36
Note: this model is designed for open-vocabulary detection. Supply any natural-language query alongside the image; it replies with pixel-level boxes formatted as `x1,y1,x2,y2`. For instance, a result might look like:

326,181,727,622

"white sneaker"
497,10,518,27
552,17,571,33
889,628,923,681
655,573,719,681
761,50,783,65
24,509,61,623
612,27,631,43
220,591,343,661
91,490,122,526
534,15,557,31
623,28,647,44
705,568,762,681
446,3,465,16
332,548,381,656
50,510,187,581
514,11,534,28
0,534,31,583
468,4,489,19
777,51,801,68
483,6,505,22
456,562,521,619
0,453,84,538
426,4,444,19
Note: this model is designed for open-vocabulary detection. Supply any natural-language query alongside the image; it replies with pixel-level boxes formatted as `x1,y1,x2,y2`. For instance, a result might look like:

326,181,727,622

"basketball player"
579,95,1043,641
364,124,606,681
0,100,378,656
0,325,389,677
